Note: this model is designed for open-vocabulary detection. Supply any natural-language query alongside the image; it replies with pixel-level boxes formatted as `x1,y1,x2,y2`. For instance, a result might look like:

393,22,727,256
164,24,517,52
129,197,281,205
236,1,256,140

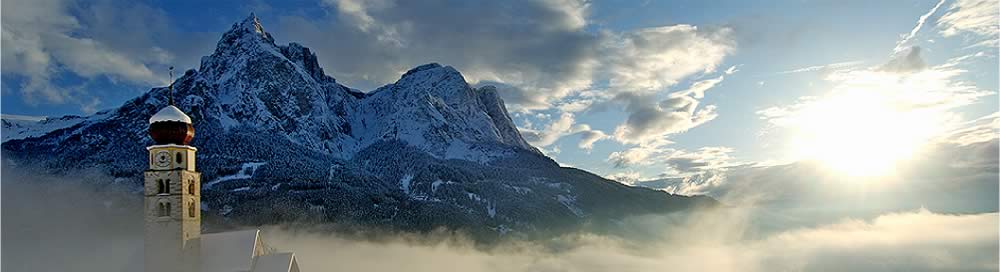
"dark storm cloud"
274,0,599,110
268,0,735,113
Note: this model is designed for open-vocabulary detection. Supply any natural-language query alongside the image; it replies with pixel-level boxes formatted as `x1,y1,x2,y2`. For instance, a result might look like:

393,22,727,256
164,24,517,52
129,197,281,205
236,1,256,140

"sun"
782,88,946,177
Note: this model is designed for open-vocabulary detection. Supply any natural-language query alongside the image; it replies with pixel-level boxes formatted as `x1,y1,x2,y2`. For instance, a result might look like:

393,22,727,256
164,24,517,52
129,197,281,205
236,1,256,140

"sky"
2,0,997,183
2,2,998,270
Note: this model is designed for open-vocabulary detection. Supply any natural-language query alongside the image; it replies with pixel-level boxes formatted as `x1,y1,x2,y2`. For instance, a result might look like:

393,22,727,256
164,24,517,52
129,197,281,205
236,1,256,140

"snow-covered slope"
1,114,107,142
355,63,538,160
2,13,713,240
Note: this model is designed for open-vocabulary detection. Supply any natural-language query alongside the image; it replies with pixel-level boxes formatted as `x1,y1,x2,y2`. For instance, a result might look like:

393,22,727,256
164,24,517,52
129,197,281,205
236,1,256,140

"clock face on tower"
155,151,171,167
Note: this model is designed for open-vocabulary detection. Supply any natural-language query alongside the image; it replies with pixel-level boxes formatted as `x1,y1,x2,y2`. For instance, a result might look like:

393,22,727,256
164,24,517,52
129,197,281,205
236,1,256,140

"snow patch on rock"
205,162,266,189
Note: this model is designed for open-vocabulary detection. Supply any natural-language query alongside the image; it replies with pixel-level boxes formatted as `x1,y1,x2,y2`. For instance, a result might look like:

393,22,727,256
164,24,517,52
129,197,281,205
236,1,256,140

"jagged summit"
202,14,331,86
232,12,274,44
199,13,283,83
240,13,267,34
151,13,538,159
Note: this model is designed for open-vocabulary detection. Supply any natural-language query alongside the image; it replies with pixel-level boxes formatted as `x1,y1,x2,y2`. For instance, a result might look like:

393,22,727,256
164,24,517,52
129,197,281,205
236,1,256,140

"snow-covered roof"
149,105,192,124
197,229,300,272
200,229,264,272
252,253,300,272
146,144,198,151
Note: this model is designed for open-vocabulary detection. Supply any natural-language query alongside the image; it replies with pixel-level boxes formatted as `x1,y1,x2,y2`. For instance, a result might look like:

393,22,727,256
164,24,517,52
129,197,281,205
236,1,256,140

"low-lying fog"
2,168,996,272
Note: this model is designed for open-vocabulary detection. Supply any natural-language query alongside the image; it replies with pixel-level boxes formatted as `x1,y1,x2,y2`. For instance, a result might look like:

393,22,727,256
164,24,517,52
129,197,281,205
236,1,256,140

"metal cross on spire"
168,66,175,106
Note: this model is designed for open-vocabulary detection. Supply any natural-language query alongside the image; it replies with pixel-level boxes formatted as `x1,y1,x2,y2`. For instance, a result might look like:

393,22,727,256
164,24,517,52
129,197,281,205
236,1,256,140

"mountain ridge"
2,13,713,240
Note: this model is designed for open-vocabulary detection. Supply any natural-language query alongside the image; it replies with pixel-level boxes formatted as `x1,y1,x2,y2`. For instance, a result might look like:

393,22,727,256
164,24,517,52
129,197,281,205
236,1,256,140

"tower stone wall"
144,145,201,272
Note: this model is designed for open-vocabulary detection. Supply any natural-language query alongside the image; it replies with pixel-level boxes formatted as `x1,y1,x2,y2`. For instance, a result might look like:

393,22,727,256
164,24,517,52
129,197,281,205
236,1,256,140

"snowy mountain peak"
198,13,281,79
2,14,713,239
390,63,470,103
357,61,539,156
398,63,463,83
224,12,275,46
235,13,272,42
400,63,445,78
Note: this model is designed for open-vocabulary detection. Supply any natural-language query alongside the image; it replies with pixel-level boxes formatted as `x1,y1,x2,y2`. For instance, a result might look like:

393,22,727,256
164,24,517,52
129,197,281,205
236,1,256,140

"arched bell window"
158,201,171,217
188,202,195,218
164,179,171,194
188,181,195,195
176,152,183,164
157,179,166,194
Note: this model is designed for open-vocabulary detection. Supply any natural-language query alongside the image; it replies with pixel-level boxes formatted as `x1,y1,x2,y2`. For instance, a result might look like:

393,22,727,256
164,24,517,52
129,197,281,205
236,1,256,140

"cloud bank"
938,0,1000,47
262,208,998,272
3,169,996,272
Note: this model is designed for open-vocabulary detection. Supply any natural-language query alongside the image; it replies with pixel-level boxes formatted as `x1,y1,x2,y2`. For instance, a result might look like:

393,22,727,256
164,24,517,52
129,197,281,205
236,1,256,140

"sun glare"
783,83,951,177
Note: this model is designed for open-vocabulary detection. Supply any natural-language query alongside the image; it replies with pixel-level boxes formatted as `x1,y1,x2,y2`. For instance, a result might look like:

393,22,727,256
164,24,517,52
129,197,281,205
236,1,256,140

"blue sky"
2,0,997,182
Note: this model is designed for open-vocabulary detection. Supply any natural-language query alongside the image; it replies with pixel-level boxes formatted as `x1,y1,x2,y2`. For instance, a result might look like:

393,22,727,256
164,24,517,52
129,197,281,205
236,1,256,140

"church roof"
200,229,264,272
196,229,300,272
252,253,300,272
149,105,192,124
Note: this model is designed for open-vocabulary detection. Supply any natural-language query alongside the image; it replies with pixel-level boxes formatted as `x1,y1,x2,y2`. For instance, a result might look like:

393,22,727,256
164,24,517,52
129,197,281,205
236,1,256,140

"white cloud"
938,0,1000,47
604,69,734,176
0,0,214,112
724,65,739,75
675,75,724,99
519,112,608,149
607,144,660,168
325,0,402,45
940,112,1000,146
893,0,947,54
660,146,736,175
612,145,738,195
612,74,727,145
651,171,728,196
604,25,735,93
575,126,608,150
519,112,575,147
1,0,158,105
605,171,642,185
607,143,736,176
750,210,998,272
775,60,864,75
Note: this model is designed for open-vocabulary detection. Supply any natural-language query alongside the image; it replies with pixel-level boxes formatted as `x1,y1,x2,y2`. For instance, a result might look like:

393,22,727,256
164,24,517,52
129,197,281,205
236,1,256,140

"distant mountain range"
2,14,714,240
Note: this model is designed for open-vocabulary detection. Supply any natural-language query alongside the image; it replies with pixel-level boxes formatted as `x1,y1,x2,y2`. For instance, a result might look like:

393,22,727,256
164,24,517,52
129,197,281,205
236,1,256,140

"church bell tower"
144,72,201,272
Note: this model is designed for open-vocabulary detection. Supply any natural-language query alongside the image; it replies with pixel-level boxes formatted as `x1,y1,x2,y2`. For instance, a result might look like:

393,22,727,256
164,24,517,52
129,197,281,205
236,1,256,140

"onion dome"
149,105,195,145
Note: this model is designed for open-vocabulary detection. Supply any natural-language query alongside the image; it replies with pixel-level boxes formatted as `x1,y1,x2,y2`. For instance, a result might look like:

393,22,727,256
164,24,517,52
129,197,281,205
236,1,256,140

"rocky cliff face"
2,14,713,240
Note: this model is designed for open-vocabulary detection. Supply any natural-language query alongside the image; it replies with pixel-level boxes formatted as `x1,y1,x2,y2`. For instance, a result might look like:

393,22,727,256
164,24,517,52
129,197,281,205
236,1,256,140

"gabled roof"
200,229,263,272
252,253,299,272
